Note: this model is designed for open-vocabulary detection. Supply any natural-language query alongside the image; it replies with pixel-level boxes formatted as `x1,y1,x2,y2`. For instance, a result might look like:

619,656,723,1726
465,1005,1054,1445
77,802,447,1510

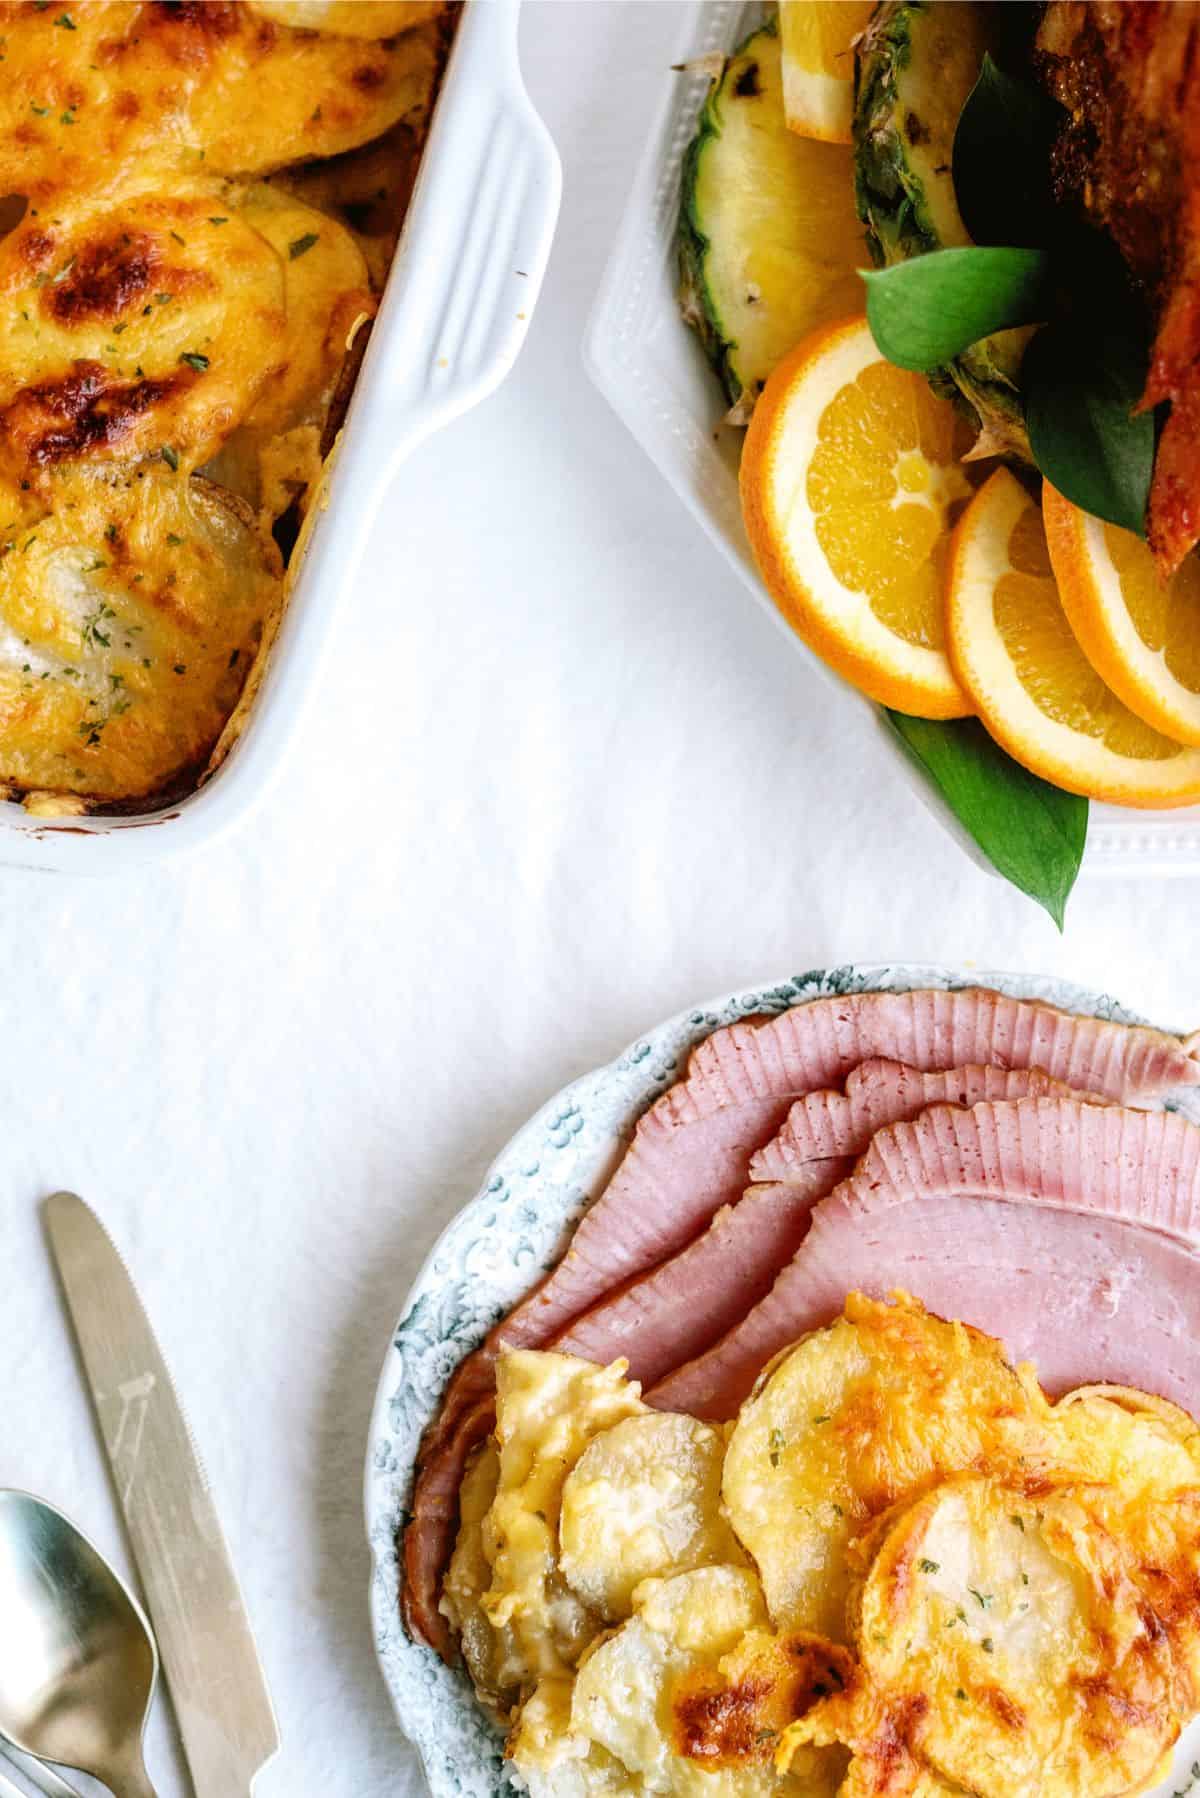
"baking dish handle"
354,0,562,478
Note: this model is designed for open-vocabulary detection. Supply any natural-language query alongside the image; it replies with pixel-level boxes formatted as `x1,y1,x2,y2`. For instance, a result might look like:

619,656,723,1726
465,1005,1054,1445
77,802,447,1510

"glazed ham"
404,991,1199,1655
748,1058,1076,1183
649,1097,1200,1419
553,1062,1071,1388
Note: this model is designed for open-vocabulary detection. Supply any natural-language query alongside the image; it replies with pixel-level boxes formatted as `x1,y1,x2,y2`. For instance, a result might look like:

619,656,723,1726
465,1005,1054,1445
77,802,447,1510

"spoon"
0,1492,160,1798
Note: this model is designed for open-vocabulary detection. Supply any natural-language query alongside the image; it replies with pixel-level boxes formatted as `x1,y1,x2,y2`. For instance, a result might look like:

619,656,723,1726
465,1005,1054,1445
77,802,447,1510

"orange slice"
947,468,1200,806
779,1,875,144
740,314,975,718
1043,483,1200,747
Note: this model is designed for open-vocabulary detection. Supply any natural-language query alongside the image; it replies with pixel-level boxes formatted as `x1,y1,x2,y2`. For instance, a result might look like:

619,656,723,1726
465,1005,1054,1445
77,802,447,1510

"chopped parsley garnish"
1010,1514,1025,1532
173,662,186,674
54,11,75,26
768,1427,785,1468
170,230,185,246
29,101,50,116
81,601,114,648
208,215,228,225
288,231,319,260
918,1558,940,1575
812,1414,831,1425
179,351,209,371
60,109,75,125
968,1588,993,1610
104,522,117,543
155,292,173,305
980,1637,994,1654
166,532,184,546
161,445,179,471
956,1689,967,1701
112,322,127,335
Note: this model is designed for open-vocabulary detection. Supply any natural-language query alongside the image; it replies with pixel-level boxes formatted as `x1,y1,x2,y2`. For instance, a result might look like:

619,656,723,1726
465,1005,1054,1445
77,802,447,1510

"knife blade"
43,1192,280,1798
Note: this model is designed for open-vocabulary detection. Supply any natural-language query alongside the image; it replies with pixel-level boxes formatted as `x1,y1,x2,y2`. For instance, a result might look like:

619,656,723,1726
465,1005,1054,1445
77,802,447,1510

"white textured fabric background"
2,5,1198,1795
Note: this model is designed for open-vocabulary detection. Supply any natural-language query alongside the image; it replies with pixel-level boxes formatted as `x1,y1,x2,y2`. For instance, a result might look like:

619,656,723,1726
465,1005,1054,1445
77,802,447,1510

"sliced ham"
404,992,1200,1653
748,1059,1076,1183
759,1200,1200,1414
649,1097,1200,1419
553,1063,1072,1389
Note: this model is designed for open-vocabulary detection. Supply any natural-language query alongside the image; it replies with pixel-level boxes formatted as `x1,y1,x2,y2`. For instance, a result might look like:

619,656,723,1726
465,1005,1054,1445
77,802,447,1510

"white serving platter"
0,0,561,874
584,0,1200,880
365,962,1200,1797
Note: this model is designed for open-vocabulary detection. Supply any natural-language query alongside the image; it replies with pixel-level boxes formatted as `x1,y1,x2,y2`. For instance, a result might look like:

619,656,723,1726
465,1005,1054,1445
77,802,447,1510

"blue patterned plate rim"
363,962,1200,1798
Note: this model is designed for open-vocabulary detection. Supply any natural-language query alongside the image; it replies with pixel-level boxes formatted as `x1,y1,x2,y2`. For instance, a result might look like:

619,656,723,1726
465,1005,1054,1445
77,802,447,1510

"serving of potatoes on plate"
441,1292,1200,1798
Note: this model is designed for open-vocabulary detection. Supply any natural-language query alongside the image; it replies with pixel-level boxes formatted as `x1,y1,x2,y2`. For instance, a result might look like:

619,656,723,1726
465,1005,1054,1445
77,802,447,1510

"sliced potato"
439,1440,520,1720
844,1479,1179,1798
482,1351,645,1687
512,1566,841,1797
203,186,374,511
236,185,374,437
722,1293,1048,1637
1051,1388,1200,1707
0,4,442,194
268,121,426,291
0,467,281,801
0,185,285,482
247,1,443,37
559,1413,746,1620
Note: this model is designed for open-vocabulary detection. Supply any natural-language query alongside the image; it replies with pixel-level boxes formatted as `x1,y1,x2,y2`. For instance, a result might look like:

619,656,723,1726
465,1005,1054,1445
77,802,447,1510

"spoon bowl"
0,1491,159,1798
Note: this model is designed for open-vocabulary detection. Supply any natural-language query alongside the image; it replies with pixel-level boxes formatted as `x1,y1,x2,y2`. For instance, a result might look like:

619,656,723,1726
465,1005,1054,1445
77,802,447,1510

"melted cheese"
0,466,280,798
722,1293,1050,1638
512,1568,845,1798
247,2,444,39
482,1351,645,1689
0,185,285,482
786,1478,1180,1798
559,1412,747,1621
0,3,443,197
0,0,445,806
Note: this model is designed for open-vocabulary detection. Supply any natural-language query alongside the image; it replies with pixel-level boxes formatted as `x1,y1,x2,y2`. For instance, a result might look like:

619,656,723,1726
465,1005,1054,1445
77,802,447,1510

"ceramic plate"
364,963,1200,1797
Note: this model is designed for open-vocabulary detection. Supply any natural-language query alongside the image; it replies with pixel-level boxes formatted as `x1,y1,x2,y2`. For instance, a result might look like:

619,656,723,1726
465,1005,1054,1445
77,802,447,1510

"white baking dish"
584,0,1200,879
0,0,561,875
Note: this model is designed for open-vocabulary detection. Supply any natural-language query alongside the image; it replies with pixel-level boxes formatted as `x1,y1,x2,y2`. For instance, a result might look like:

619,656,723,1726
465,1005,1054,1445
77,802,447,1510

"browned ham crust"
1037,0,1200,574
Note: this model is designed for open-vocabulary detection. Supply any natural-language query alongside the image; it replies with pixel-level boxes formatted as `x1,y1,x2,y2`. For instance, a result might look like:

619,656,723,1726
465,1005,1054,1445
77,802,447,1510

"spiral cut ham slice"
649,1097,1200,1420
403,992,1200,1653
748,1058,1076,1183
554,1063,1071,1389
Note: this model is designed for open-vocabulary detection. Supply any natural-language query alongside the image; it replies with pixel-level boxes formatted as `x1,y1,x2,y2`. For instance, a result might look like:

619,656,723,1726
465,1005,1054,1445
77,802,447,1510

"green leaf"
863,248,1054,372
1023,318,1154,535
886,714,1087,927
952,56,1063,249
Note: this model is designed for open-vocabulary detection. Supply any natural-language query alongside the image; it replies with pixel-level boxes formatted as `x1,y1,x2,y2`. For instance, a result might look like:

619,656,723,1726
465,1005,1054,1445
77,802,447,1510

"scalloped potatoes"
721,1294,1049,1639
447,1299,1200,1798
0,0,447,806
0,2,443,197
560,1413,747,1620
0,466,280,798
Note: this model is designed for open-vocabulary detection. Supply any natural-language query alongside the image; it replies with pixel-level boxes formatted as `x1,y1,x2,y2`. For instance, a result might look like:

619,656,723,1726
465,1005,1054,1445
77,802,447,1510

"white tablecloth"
3,6,1198,1794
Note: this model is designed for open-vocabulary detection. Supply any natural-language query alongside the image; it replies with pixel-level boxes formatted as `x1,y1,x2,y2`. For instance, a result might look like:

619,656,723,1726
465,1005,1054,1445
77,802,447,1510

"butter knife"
43,1193,280,1798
